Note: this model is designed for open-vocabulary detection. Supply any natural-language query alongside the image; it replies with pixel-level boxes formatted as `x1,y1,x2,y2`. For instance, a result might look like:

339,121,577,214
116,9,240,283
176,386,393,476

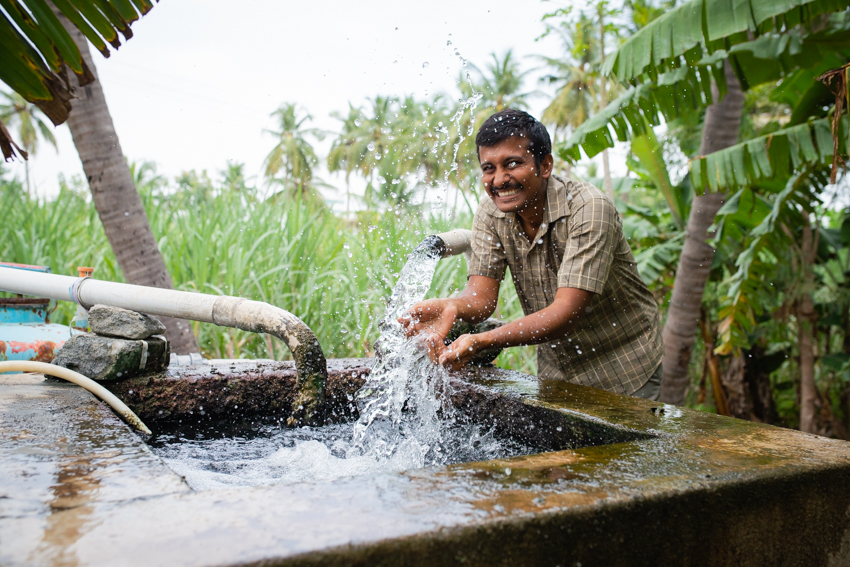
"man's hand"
399,299,457,340
399,299,458,363
438,333,491,371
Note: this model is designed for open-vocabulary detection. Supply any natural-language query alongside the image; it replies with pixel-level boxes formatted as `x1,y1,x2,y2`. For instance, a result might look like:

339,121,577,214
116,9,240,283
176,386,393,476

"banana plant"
559,1,850,162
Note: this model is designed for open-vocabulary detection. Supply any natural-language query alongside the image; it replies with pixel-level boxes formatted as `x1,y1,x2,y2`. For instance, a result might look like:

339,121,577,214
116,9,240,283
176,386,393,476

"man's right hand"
399,299,458,341
399,299,458,363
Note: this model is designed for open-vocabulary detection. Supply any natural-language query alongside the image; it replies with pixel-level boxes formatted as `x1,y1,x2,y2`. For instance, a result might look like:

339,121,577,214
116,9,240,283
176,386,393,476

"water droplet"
422,61,429,68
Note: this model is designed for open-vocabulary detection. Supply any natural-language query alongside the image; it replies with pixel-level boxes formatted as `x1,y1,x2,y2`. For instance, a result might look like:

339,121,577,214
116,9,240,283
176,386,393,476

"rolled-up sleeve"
558,196,617,294
467,207,507,281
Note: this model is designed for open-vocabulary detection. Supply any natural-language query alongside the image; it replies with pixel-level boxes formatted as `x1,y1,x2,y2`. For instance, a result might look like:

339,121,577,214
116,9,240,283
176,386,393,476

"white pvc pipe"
0,360,152,435
0,267,327,425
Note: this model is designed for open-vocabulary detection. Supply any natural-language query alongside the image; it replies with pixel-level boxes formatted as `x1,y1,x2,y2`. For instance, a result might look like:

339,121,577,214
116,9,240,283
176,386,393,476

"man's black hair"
475,109,552,169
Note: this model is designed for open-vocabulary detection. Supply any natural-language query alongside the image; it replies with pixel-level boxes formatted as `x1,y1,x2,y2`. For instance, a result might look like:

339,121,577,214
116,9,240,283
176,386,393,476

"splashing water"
347,239,448,463
152,243,531,490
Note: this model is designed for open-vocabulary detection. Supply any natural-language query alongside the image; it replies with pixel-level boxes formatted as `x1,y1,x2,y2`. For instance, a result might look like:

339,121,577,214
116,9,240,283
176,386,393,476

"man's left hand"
438,333,490,371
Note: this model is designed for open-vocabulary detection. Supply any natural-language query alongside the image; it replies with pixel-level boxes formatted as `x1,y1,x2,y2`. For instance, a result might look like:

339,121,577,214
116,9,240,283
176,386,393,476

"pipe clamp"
69,276,92,309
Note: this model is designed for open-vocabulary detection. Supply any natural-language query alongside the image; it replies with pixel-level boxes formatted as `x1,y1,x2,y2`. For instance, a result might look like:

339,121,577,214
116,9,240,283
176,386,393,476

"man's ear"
539,154,554,179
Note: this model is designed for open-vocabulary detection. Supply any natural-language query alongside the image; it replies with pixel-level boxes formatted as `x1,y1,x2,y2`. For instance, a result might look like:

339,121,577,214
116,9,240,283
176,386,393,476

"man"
400,109,663,400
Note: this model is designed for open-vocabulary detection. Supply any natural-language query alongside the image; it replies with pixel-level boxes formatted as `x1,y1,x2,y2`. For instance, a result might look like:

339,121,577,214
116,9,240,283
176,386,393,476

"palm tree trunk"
601,148,614,202
53,7,199,355
659,62,745,404
798,215,818,433
597,7,615,203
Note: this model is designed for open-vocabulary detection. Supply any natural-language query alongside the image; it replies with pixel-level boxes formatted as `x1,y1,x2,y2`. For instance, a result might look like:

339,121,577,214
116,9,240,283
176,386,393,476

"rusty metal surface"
0,295,68,364
0,297,50,306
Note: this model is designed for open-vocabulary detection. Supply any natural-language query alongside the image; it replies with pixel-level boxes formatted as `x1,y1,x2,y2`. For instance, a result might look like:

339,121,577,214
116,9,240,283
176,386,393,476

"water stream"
152,241,531,490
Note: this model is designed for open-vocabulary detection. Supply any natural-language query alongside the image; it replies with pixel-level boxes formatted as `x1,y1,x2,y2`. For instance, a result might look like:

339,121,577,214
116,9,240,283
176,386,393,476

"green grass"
0,175,536,374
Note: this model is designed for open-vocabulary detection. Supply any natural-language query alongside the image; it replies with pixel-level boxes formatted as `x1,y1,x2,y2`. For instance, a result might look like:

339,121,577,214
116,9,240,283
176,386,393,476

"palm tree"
54,8,200,355
328,104,366,212
539,10,618,198
469,50,533,113
328,96,398,207
0,90,57,195
263,103,324,194
660,61,744,404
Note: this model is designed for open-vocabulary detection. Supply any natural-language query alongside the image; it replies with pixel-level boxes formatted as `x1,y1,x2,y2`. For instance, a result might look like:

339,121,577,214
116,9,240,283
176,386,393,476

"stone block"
88,304,167,340
52,334,169,381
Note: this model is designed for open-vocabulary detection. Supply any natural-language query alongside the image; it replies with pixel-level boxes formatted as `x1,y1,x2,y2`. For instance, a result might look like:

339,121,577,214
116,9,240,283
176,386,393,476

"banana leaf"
604,0,850,83
690,116,848,193
0,0,157,129
560,24,850,162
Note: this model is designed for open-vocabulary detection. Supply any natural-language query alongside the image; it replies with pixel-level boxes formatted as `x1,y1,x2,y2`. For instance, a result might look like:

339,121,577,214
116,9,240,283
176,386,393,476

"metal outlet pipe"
0,267,326,425
432,229,472,258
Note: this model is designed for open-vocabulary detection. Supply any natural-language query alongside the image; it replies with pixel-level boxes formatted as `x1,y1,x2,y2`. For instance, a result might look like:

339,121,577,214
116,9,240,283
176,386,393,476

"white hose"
0,361,152,435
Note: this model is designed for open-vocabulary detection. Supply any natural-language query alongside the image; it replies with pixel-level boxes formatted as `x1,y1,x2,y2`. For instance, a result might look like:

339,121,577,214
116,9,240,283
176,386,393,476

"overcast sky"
6,0,621,203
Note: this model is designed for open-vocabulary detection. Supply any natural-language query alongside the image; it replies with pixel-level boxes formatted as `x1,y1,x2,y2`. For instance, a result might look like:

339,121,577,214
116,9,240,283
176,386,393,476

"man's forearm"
476,288,594,349
443,291,497,324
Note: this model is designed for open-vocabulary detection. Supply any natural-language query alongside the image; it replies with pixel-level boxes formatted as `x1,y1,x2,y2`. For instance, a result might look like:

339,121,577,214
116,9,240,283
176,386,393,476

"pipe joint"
212,297,327,426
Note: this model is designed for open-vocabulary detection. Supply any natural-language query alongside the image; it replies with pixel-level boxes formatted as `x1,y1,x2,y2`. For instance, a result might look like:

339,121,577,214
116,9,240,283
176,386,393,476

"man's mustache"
491,182,522,193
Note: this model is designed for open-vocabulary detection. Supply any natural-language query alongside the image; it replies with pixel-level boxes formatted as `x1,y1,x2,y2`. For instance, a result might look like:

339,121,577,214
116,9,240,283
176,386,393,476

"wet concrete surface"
2,361,850,566
0,372,188,566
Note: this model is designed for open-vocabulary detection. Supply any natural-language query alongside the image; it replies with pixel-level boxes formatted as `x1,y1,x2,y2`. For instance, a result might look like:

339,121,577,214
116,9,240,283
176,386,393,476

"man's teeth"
497,188,521,197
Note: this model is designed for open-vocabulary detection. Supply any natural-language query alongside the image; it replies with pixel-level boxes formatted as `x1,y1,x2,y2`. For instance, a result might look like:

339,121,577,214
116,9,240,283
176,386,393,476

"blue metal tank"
0,263,71,363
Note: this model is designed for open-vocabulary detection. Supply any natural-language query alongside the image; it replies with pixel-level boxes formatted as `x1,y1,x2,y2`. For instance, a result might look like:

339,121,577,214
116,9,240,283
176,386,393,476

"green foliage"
328,94,483,209
263,103,324,193
560,7,850,162
604,0,850,83
713,170,827,354
0,0,155,128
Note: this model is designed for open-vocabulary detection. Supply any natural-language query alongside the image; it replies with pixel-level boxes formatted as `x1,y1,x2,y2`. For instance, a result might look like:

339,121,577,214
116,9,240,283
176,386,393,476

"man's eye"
508,161,518,167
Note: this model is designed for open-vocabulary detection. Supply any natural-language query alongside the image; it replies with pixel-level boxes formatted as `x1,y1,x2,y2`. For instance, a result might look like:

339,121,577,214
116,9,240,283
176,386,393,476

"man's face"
479,136,553,215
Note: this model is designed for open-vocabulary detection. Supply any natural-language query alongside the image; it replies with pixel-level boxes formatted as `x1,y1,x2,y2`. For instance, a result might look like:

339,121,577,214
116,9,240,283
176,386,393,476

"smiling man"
401,109,663,400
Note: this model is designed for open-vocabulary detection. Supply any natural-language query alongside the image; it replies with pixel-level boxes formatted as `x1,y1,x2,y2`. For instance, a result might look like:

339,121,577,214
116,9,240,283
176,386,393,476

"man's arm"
438,287,594,370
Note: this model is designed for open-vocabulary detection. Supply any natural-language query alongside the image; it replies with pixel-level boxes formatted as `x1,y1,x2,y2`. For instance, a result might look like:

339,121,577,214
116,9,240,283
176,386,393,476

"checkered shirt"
467,175,663,395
